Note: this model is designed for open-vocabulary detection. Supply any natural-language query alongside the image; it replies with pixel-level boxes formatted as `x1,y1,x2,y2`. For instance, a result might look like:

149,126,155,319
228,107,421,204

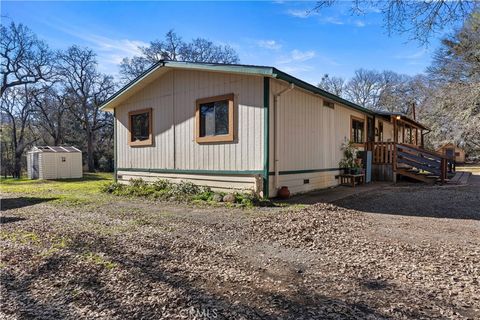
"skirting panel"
268,170,340,197
116,170,262,194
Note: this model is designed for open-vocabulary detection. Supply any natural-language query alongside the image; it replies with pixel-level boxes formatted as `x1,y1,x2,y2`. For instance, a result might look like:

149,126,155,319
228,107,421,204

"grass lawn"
1,173,479,319
0,173,113,206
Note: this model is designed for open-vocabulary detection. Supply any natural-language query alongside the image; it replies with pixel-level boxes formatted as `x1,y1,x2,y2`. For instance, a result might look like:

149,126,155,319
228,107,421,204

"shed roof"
99,60,374,115
29,146,81,153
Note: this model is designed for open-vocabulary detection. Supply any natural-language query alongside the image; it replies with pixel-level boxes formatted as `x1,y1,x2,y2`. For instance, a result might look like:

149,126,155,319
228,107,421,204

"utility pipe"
273,83,295,193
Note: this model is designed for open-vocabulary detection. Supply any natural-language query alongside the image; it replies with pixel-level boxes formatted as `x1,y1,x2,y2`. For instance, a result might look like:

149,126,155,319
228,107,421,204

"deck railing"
366,142,396,164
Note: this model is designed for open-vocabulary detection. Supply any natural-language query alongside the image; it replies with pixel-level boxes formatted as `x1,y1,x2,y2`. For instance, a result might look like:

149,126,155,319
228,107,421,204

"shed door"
57,155,70,178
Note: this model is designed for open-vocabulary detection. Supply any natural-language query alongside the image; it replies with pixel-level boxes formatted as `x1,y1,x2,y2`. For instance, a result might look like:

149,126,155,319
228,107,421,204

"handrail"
367,142,455,183
397,143,449,160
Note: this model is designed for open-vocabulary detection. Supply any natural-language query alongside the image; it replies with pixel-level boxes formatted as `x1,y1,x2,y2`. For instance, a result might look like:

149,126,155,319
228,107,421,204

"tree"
420,12,480,154
0,85,39,178
311,1,477,44
1,22,53,97
317,74,346,96
120,30,240,82
31,85,68,146
344,69,383,109
57,46,116,172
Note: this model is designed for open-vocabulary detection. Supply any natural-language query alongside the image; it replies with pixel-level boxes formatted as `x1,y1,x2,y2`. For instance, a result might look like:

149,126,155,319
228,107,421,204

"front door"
367,116,375,142
57,155,70,178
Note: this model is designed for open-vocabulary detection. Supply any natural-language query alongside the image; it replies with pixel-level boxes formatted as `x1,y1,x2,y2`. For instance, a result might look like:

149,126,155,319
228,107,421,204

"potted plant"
339,140,358,174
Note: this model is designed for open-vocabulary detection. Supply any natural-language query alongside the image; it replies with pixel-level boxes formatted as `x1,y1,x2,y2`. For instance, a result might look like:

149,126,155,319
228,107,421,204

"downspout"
273,83,294,192
113,108,117,182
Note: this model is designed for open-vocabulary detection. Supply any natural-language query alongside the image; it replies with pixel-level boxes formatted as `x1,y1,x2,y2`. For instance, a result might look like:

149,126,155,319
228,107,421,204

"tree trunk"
13,151,22,179
87,132,95,172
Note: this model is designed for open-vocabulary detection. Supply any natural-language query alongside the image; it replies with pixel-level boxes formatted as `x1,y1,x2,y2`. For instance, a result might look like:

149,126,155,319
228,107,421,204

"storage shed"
436,143,466,163
27,146,83,179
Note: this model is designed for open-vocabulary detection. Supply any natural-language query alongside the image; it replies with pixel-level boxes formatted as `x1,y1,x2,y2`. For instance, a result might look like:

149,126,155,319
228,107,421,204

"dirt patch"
1,188,479,319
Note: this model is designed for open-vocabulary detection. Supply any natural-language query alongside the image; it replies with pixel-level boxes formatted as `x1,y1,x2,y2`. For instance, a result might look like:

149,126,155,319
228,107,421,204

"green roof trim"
99,60,374,116
271,68,374,115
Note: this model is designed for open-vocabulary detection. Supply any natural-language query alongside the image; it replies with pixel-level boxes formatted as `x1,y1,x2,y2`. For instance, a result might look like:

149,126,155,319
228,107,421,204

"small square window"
61,156,66,162
323,100,335,108
196,94,234,143
128,108,153,146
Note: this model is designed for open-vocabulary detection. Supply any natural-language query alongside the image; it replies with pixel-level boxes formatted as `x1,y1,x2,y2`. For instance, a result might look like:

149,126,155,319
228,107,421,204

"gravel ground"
1,182,479,319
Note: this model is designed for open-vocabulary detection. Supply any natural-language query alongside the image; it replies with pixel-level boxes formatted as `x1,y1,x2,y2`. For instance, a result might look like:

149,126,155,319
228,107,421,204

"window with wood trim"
323,100,335,108
196,93,234,143
351,116,365,144
128,108,153,146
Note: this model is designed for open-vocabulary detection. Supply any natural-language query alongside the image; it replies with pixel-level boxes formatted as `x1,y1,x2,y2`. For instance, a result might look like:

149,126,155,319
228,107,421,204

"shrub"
100,178,270,207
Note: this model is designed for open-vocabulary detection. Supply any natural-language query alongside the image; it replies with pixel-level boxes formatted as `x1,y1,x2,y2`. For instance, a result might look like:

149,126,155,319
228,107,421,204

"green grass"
0,173,113,206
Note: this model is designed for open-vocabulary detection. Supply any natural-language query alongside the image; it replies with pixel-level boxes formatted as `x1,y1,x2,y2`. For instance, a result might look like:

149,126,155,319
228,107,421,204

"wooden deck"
448,171,471,185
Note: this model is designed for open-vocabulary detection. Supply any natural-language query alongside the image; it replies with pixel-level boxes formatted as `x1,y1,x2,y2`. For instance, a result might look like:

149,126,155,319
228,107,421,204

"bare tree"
317,74,346,96
0,85,38,178
344,69,383,109
311,1,477,44
31,85,68,146
0,22,53,97
120,30,240,82
57,46,116,172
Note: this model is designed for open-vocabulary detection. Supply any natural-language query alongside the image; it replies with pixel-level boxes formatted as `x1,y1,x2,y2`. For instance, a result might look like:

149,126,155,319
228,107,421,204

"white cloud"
278,49,316,64
257,39,282,50
354,20,366,27
322,16,344,25
394,48,428,60
42,21,148,76
286,9,317,19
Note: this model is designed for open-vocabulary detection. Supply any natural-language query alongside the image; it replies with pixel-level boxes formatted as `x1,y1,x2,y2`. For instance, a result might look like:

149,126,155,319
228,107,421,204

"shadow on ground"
0,197,57,211
332,186,480,220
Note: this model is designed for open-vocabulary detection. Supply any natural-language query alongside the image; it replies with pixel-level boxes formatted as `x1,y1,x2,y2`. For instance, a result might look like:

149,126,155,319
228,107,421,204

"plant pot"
278,186,290,199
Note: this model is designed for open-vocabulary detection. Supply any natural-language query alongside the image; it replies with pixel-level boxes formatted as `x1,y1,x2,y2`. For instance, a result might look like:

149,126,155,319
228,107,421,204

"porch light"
396,116,401,120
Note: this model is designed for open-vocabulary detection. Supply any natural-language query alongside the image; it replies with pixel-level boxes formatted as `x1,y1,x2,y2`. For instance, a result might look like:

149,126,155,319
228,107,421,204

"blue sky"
3,1,445,84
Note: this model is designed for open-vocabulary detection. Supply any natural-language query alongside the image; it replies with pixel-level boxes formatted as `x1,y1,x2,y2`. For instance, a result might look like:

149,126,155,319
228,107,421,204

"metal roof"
29,146,81,153
375,111,428,130
99,60,374,115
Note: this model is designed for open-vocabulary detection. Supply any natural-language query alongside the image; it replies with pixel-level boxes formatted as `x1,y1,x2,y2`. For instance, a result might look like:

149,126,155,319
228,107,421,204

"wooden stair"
394,144,454,184
396,167,438,184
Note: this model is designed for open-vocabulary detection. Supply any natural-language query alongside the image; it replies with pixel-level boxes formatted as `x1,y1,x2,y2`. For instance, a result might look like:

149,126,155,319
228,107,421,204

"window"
128,108,153,146
61,156,66,162
323,100,335,108
196,93,234,143
351,116,365,144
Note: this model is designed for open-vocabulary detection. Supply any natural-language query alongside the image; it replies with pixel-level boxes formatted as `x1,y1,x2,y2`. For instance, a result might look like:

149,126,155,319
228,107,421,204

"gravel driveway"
1,181,479,319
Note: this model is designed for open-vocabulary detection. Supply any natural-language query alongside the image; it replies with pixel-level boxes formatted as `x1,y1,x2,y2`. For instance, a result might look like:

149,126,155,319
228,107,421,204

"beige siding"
376,118,394,142
116,69,264,172
268,79,367,197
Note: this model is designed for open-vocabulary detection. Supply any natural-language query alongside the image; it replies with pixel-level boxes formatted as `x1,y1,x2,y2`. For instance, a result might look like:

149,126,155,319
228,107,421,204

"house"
436,143,466,163
100,61,441,197
27,146,83,180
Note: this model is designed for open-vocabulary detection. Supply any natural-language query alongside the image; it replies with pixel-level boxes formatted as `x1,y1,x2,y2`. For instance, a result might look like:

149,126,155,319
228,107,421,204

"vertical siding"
268,79,369,196
270,79,365,172
115,69,264,171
